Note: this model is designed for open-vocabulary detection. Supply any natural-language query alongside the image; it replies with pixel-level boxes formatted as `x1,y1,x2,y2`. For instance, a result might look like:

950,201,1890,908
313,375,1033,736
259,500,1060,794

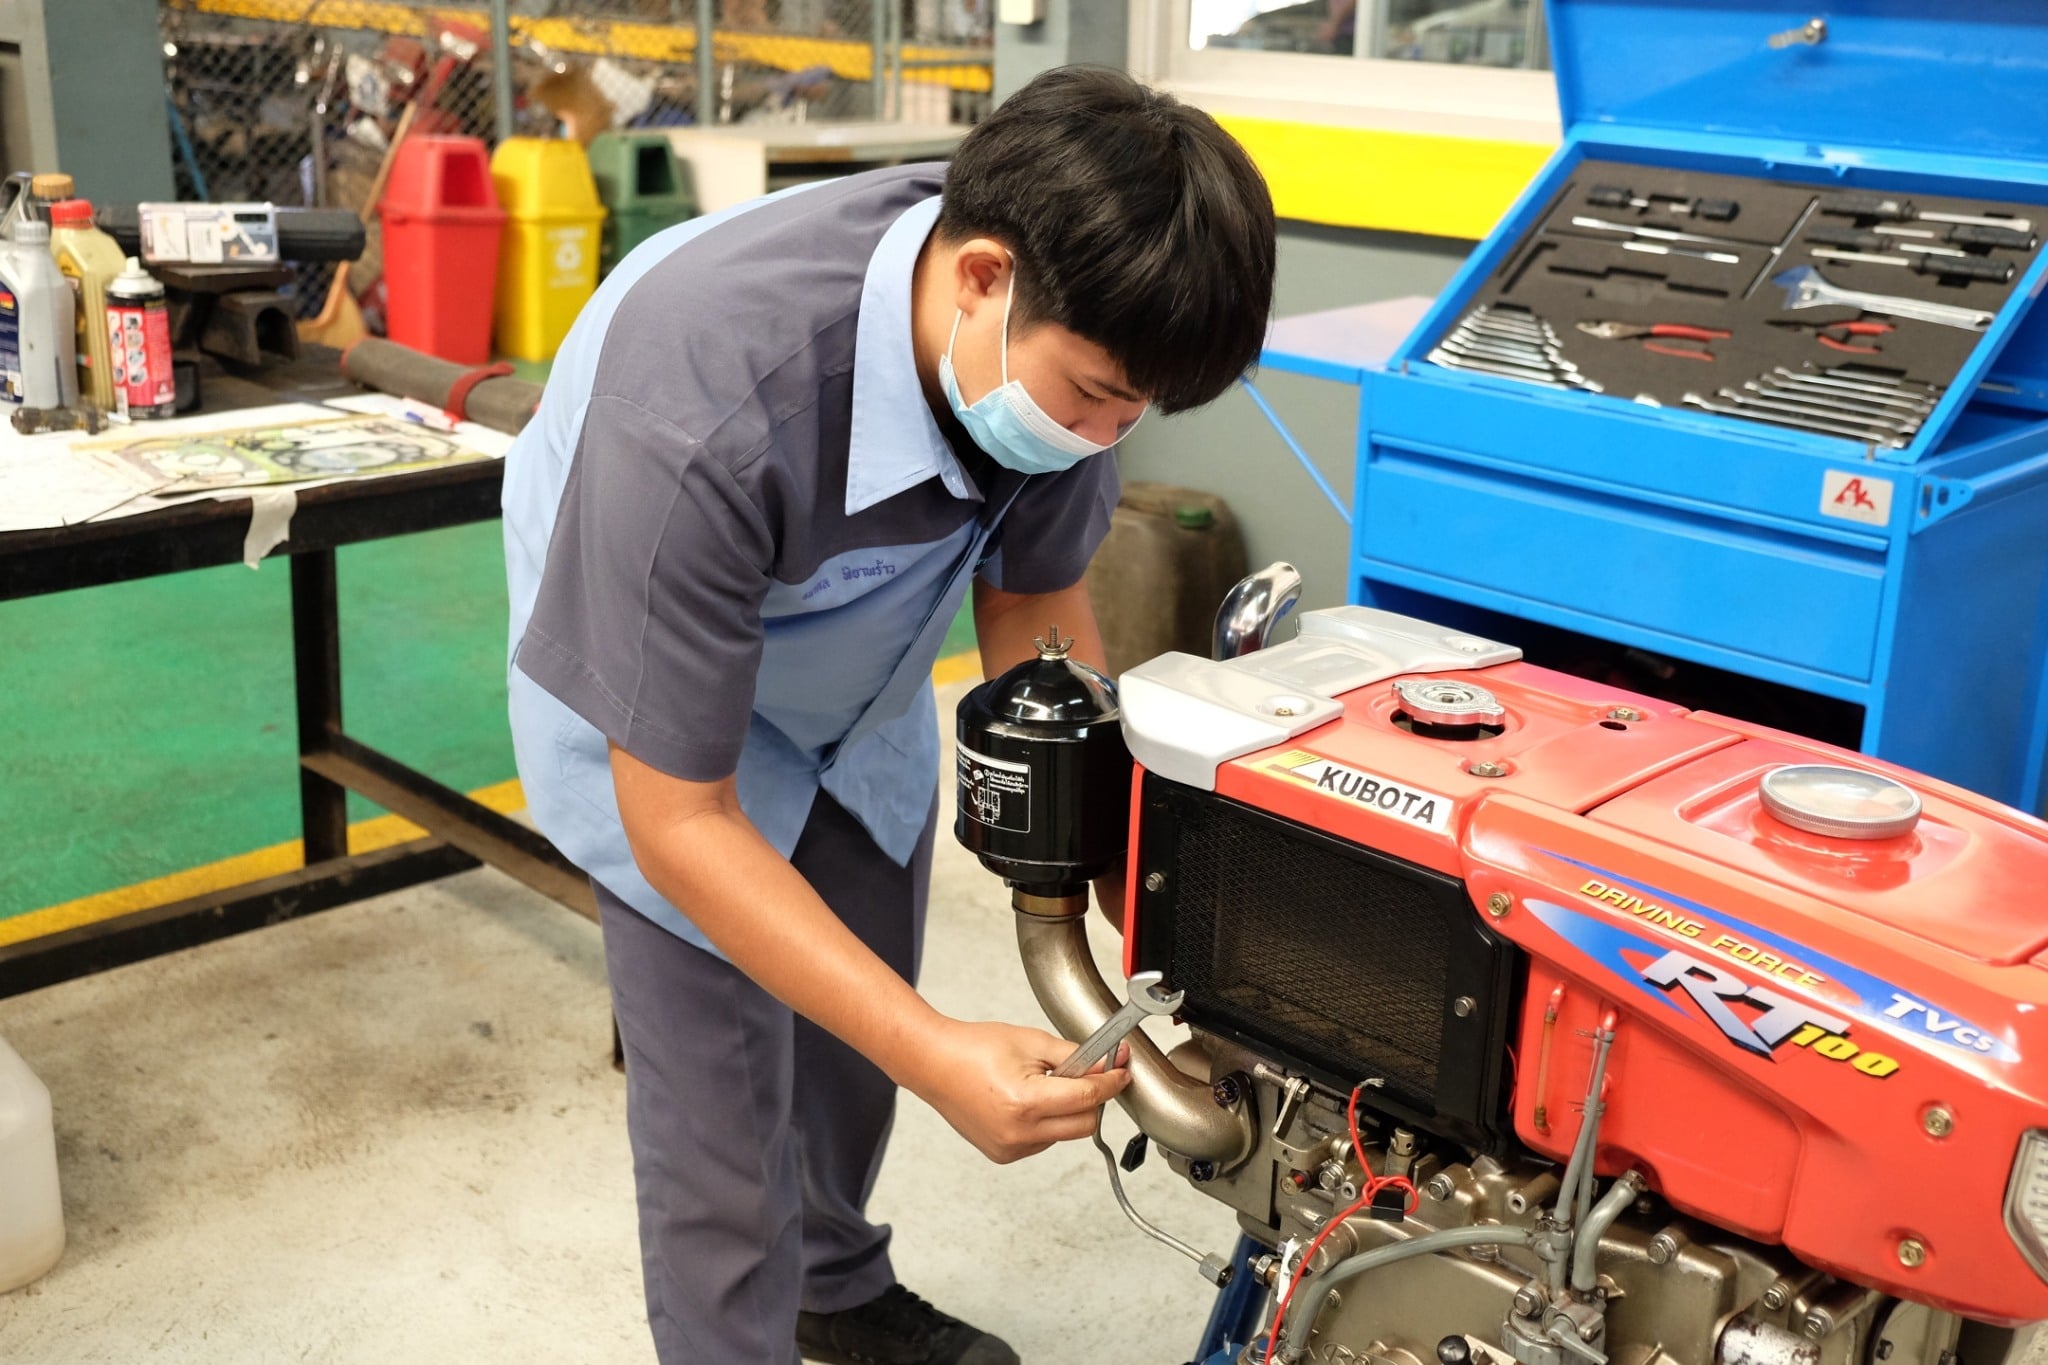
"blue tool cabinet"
1262,1,2048,810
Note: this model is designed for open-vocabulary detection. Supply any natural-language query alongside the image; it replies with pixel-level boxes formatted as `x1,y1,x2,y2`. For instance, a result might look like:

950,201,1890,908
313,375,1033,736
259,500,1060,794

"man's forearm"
608,744,1134,1164
973,579,1108,678
610,759,940,1085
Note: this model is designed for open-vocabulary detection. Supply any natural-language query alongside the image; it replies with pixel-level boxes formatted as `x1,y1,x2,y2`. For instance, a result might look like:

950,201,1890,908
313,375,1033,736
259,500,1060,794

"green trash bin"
588,131,697,276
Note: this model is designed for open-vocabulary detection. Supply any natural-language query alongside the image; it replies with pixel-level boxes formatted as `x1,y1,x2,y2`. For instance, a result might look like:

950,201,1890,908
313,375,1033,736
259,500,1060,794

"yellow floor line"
1,656,985,947
0,777,531,950
931,652,982,688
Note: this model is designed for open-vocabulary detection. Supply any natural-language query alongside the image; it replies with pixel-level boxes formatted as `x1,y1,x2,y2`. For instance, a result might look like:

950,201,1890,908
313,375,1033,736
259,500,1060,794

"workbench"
0,354,592,999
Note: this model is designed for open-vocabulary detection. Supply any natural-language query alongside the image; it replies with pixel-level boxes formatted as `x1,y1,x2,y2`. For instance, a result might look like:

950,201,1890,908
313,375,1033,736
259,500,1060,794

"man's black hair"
937,65,1276,416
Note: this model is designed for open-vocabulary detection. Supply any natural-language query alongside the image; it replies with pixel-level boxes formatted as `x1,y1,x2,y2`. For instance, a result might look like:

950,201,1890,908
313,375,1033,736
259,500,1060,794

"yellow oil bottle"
49,198,124,410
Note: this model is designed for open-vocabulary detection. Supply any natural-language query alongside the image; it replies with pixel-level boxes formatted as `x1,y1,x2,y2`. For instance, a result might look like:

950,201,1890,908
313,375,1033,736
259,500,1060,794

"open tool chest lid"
1547,1,2048,166
1385,1,2048,463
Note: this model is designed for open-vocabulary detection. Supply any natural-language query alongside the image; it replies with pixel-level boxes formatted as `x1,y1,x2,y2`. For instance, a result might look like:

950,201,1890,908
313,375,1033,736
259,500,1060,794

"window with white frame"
1188,0,1548,68
1131,0,1561,144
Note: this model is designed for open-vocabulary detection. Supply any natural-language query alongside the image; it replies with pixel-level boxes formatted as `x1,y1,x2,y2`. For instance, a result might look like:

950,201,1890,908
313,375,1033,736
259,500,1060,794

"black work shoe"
797,1285,1021,1365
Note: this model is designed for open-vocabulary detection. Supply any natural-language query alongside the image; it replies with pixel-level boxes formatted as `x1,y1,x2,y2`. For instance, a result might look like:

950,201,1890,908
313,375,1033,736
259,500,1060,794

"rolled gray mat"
339,337,541,435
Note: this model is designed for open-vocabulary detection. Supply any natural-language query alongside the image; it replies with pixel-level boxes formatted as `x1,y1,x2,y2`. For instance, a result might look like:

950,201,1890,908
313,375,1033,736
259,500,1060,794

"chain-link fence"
160,0,993,321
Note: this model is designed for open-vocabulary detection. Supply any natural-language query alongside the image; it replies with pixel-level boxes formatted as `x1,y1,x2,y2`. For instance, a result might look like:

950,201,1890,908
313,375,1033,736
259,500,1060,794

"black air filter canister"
954,628,1133,895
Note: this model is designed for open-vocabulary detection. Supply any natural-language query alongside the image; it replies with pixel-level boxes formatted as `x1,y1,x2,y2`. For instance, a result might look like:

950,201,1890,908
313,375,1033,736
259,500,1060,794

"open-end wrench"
1443,333,1584,373
1761,377,1936,413
1745,381,1930,421
1772,265,1994,331
1428,348,1604,393
1052,971,1184,1079
1431,347,1563,378
1460,322,1554,347
1771,367,1940,406
1446,317,1573,355
1450,319,1556,343
1716,388,1920,434
1820,366,1943,394
1468,309,1548,334
1683,391,1901,445
1466,309,1552,339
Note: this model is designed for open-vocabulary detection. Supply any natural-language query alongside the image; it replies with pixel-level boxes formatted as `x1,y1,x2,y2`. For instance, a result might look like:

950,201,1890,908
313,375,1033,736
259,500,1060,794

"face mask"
938,281,1144,476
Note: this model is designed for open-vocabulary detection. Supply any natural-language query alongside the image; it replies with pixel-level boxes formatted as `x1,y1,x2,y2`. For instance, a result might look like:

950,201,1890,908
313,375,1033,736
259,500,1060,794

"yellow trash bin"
490,138,606,362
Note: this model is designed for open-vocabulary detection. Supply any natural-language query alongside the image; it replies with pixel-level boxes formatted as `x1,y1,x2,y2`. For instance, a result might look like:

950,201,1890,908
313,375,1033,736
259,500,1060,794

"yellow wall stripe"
1213,115,1552,240
178,0,992,92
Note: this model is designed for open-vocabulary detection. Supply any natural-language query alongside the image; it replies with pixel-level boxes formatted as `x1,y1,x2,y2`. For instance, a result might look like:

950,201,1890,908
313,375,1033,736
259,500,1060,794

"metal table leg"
1,542,596,998
291,548,349,862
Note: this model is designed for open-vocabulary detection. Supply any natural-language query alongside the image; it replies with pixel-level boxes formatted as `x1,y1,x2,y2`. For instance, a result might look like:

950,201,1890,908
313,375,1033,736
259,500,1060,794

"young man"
502,66,1275,1365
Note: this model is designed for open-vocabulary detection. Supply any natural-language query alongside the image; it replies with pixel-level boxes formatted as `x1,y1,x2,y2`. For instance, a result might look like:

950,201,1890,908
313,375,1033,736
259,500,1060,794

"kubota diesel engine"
956,584,2048,1365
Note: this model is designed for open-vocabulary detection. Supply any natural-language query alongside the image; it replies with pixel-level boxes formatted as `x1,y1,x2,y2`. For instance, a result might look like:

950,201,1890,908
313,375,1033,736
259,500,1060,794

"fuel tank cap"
1392,677,1506,727
1759,764,1922,841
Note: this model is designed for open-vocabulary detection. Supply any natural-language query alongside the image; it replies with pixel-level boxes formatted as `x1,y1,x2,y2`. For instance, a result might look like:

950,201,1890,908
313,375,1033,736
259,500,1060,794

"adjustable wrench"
1772,265,1994,331
1052,971,1183,1079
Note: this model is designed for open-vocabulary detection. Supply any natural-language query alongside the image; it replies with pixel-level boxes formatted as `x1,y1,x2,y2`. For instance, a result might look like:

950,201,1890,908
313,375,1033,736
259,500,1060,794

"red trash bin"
380,135,506,364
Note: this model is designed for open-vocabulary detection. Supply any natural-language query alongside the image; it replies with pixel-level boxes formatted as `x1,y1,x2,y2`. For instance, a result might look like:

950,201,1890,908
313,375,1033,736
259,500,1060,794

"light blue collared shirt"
503,181,999,953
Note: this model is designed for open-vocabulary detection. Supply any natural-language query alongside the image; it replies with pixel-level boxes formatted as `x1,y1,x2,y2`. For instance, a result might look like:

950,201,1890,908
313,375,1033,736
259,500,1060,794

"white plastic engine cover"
1118,606,1522,790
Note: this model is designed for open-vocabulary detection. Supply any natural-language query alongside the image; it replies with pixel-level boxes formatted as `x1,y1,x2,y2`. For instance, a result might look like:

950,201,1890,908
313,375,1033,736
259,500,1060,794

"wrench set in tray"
1427,158,2042,448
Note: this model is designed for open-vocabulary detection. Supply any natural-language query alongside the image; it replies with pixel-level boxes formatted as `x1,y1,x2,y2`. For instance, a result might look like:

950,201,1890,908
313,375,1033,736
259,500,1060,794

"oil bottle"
0,171,68,238
0,217,79,408
49,198,123,409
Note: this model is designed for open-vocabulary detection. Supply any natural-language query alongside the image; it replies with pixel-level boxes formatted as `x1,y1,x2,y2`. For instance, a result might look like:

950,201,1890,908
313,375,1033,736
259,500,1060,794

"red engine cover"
1174,659,2048,1325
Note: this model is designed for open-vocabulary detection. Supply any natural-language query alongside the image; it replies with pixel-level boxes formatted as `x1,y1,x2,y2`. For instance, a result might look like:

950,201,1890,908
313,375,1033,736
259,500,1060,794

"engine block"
1187,1037,1965,1365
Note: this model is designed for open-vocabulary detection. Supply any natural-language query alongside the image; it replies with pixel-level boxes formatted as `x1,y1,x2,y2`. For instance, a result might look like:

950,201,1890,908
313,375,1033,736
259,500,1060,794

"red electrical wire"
1261,1084,1420,1364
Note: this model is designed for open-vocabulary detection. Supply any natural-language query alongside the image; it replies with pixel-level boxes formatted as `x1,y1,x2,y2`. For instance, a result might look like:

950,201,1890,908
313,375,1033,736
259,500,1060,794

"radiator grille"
1135,774,1518,1144
1162,793,1451,1106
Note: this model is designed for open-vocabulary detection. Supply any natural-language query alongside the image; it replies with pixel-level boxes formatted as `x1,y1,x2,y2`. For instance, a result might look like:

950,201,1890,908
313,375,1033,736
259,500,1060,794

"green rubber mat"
0,521,978,921
0,523,517,919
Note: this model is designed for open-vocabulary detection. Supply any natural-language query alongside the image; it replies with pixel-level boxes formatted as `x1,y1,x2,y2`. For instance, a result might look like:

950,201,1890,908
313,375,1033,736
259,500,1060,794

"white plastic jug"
0,1030,63,1293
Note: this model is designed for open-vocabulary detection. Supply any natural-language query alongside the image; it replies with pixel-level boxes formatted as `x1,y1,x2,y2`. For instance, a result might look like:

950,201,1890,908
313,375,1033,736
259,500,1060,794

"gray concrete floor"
0,685,1238,1363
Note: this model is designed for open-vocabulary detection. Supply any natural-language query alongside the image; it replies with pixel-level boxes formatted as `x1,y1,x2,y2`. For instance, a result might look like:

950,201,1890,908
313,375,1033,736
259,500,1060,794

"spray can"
105,257,175,419
0,219,79,408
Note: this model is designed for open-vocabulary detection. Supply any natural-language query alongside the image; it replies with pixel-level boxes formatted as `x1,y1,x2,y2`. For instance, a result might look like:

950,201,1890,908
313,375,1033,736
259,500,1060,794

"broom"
300,101,419,349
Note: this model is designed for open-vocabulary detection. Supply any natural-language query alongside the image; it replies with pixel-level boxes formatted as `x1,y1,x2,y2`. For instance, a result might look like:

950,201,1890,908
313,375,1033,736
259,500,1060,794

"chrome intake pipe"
1213,561,1303,658
1015,893,1255,1167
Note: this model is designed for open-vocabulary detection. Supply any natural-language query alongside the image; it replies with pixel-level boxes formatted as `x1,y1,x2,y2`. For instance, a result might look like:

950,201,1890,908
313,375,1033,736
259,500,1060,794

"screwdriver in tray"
1876,222,2039,252
1808,245,2014,283
1818,192,2034,235
1587,184,1739,222
1807,225,1968,259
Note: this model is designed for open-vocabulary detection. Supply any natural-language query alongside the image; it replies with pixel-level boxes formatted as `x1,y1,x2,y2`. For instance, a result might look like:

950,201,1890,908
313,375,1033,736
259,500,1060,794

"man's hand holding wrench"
1052,970,1184,1079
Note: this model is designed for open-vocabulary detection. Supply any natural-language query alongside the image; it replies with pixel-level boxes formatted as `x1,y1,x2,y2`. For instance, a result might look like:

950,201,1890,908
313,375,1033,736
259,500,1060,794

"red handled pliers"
1767,317,1894,355
1576,319,1732,361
